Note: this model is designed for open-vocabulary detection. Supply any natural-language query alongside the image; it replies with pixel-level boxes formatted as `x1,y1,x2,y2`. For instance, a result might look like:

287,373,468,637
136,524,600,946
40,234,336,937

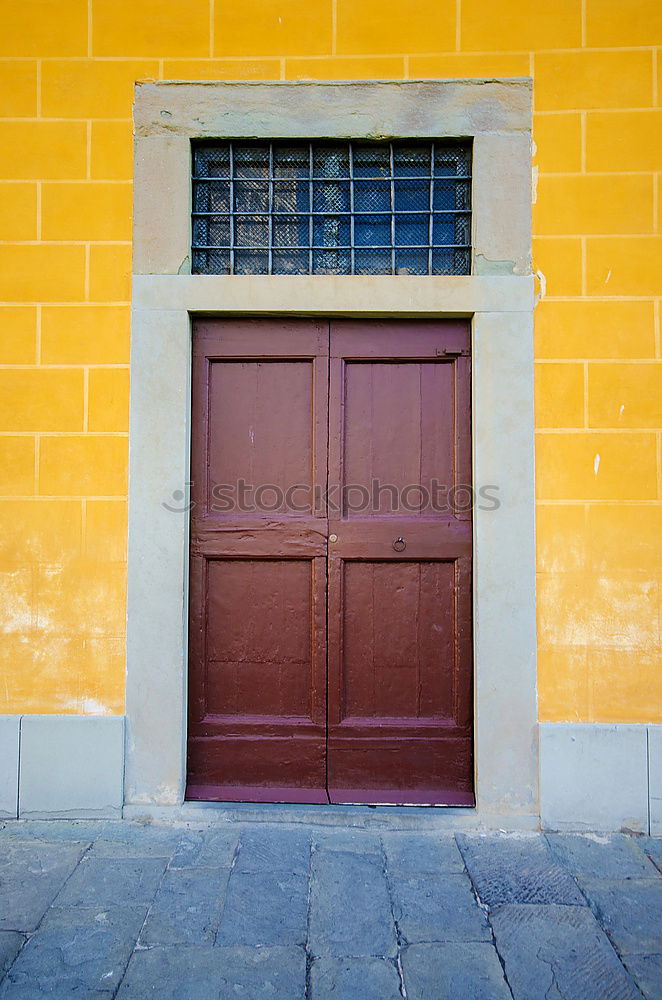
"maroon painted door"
187,318,329,803
327,320,474,805
187,318,473,806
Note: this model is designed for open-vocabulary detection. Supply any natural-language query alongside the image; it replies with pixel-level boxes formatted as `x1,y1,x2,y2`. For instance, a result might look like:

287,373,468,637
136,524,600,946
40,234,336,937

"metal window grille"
192,140,471,276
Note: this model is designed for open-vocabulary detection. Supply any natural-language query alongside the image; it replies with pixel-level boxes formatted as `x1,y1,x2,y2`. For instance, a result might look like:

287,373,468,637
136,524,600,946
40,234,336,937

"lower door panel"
326,545,474,806
187,551,328,803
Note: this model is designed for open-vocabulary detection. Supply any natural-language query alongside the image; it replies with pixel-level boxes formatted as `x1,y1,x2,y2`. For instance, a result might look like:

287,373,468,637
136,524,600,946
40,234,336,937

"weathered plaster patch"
68,698,112,716
538,575,658,649
535,269,547,303
1,569,34,632
474,254,517,276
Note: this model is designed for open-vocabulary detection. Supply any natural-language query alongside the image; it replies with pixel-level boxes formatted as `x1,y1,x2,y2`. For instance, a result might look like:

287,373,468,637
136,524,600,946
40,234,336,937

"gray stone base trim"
122,802,540,832
0,716,20,818
8,716,126,819
540,723,661,834
649,727,662,835
4,718,659,829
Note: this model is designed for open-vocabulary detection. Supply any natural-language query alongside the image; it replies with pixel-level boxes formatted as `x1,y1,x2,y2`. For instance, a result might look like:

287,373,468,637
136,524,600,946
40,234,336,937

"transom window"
192,140,471,276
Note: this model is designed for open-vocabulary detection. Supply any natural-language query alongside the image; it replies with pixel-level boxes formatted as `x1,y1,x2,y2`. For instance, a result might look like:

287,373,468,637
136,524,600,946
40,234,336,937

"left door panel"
187,318,329,803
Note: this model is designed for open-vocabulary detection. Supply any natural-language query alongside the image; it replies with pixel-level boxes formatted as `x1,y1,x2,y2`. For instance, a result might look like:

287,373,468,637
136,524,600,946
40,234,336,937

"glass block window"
192,140,471,276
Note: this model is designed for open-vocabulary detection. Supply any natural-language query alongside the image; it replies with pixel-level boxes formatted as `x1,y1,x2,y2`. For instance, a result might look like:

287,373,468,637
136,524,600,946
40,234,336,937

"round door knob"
392,537,406,552
329,534,338,543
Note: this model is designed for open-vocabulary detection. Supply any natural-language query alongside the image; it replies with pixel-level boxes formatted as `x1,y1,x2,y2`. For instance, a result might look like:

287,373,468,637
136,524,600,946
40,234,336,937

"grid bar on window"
192,174,472,182
229,143,235,275
193,210,471,217
349,143,355,276
428,141,435,276
308,143,313,276
192,139,472,276
267,142,273,276
193,244,472,250
389,142,396,275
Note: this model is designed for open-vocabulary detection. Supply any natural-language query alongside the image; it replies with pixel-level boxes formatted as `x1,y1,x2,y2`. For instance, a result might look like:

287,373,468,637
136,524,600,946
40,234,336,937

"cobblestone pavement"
0,821,661,998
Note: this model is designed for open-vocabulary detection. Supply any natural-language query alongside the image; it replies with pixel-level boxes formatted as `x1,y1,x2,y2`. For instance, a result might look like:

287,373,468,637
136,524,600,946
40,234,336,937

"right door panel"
327,319,474,805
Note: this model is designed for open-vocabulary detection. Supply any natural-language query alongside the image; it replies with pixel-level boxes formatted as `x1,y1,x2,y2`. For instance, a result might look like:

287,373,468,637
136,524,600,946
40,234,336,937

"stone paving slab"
234,825,311,873
401,942,513,1000
457,833,586,906
214,945,307,997
546,833,659,880
640,837,662,874
580,878,662,955
622,953,662,1000
308,849,397,958
53,855,167,908
490,904,642,1000
0,905,146,998
389,873,492,944
0,935,23,977
382,832,465,874
312,829,383,855
116,946,223,1000
0,821,107,843
139,867,231,946
116,945,307,999
215,869,309,947
310,956,402,1000
170,826,239,869
0,841,87,932
86,822,190,859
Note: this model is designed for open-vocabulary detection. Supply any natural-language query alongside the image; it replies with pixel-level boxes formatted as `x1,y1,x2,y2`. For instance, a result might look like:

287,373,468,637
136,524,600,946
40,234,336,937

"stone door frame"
126,79,538,827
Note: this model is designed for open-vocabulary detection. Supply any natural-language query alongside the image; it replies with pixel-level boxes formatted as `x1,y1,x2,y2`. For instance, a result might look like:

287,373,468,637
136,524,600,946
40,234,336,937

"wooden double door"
187,318,474,806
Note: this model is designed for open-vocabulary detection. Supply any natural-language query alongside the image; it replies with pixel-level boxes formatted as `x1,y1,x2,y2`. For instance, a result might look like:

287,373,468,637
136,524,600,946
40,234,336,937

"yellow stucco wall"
0,0,660,722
